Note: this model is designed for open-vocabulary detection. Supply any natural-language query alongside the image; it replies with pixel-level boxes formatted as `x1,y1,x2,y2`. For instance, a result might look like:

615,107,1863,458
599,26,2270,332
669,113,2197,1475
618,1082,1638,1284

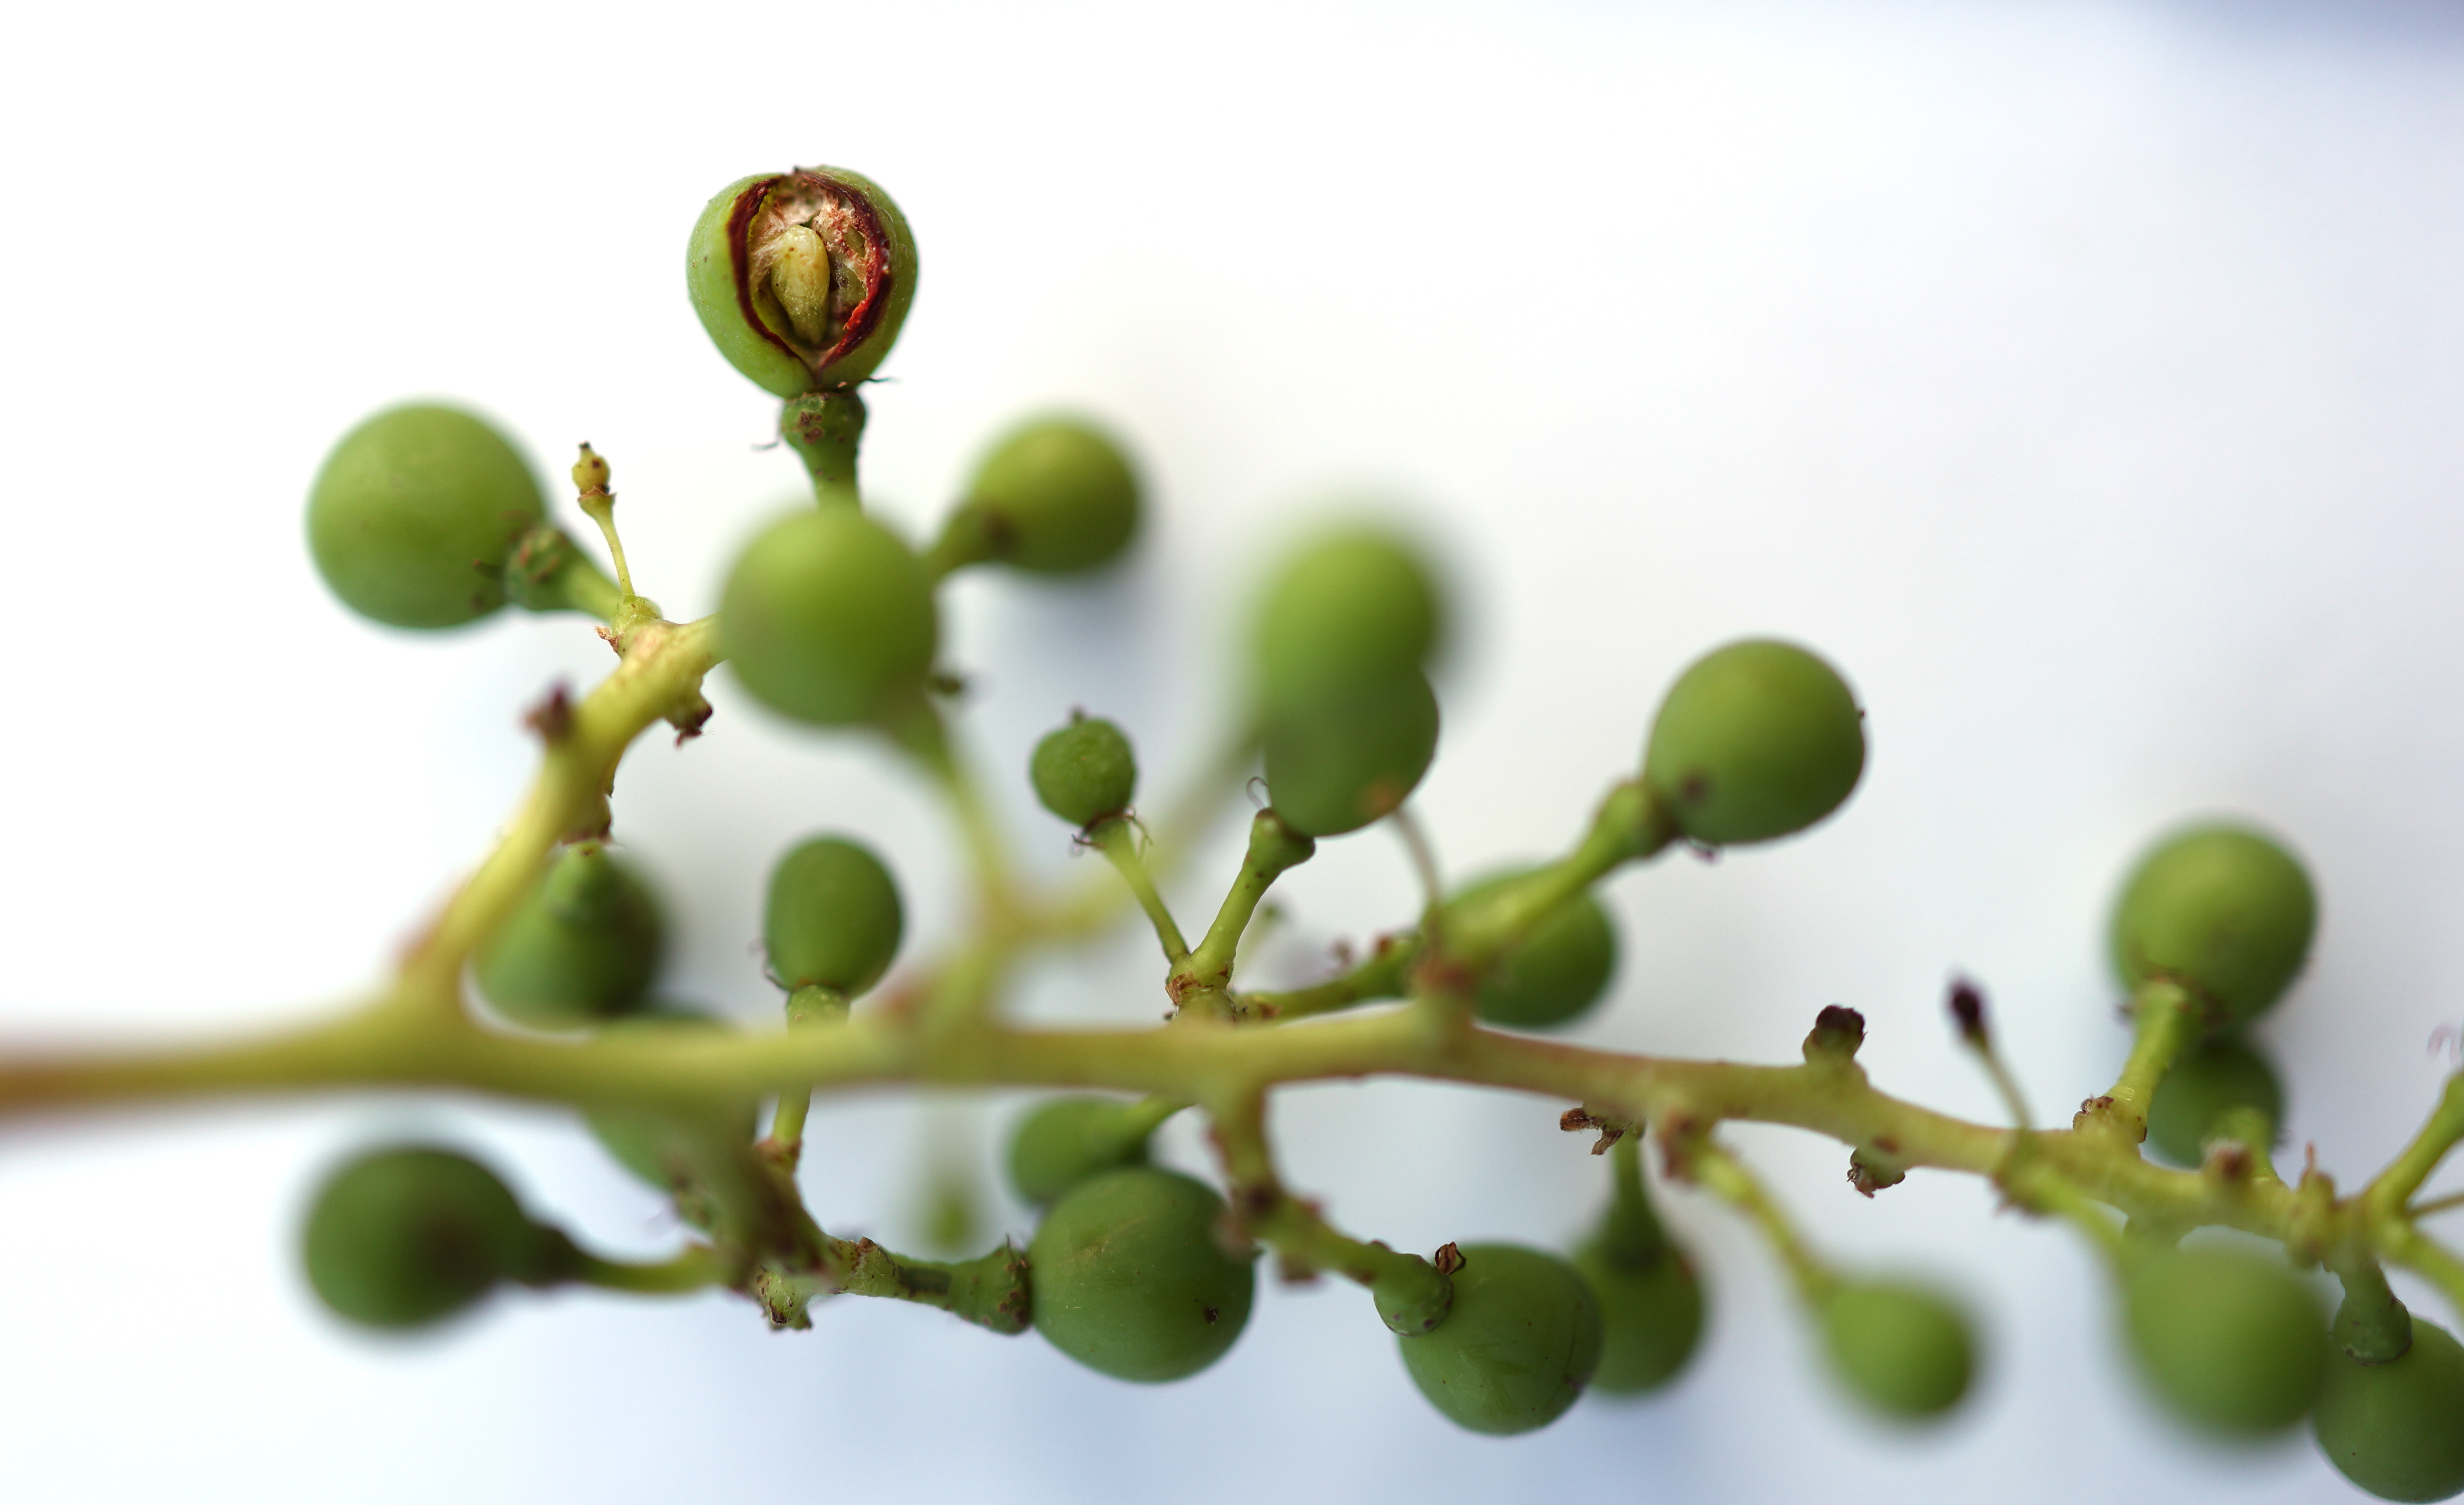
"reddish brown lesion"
724,168,899,384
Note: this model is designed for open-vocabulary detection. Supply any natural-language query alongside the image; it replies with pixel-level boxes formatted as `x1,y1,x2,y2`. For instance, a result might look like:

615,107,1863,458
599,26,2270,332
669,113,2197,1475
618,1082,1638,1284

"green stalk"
1684,1135,1837,1301
2084,978,2198,1143
781,390,866,509
1170,811,1315,1007
1092,819,1189,964
574,1245,728,1295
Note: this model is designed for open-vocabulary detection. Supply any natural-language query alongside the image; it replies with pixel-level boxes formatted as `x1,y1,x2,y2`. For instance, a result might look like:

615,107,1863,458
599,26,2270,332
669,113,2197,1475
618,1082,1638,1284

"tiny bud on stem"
1948,978,1988,1046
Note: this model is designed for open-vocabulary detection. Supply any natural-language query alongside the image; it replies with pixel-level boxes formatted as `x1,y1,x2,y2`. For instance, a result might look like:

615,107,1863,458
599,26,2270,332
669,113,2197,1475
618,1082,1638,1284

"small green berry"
1643,639,1866,846
685,167,919,397
301,1147,571,1330
764,836,903,996
1028,1168,1256,1383
1573,1139,1703,1396
2124,1245,2326,1435
958,417,1141,573
2146,1036,2285,1167
1397,1243,1604,1435
2316,1312,2464,1502
1261,668,1440,838
720,508,938,727
1819,1280,1975,1421
474,842,665,1030
1451,868,1618,1030
1005,1097,1156,1206
1575,1243,1705,1396
1252,527,1443,712
1030,716,1139,828
306,403,545,630
2111,825,2319,1026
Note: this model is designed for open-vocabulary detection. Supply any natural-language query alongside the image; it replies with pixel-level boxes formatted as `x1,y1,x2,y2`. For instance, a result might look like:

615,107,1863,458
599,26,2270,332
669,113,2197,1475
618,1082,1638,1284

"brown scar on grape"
1201,1306,1221,1325
1433,1242,1465,1275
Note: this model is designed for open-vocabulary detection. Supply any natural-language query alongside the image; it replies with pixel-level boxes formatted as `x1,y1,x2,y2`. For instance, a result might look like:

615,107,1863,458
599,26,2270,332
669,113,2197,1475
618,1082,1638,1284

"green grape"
2146,1036,2285,1167
1573,1138,1704,1395
305,403,545,630
1251,527,1443,713
720,508,938,727
1819,1280,1975,1421
1261,668,1440,838
301,1146,569,1329
1451,868,1618,1030
1030,716,1139,828
2110,825,2318,1026
474,842,665,1030
2316,1314,2464,1502
1397,1243,1604,1435
1641,639,1866,847
685,167,919,397
1028,1168,1256,1383
764,836,903,996
960,416,1142,573
2124,1245,2326,1435
1006,1097,1160,1206
1575,1243,1704,1396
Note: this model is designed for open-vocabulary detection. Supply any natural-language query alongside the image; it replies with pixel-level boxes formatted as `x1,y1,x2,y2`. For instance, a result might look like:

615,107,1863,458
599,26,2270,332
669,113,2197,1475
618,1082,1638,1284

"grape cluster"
114,160,2464,1493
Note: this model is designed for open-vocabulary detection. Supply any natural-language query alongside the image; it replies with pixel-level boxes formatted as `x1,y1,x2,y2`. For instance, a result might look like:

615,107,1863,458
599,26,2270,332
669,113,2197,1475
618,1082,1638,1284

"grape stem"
574,1244,728,1295
2078,979,2197,1143
1206,1086,1455,1332
1169,810,1314,1017
1677,1134,1839,1301
1091,818,1189,965
7,597,2464,1341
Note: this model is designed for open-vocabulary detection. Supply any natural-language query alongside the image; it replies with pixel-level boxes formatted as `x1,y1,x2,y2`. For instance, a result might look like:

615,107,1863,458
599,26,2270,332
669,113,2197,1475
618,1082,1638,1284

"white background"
2,1,2460,1500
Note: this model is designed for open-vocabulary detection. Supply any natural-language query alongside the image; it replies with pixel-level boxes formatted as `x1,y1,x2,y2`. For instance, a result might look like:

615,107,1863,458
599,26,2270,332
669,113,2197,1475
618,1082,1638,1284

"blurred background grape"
0,1,2459,1500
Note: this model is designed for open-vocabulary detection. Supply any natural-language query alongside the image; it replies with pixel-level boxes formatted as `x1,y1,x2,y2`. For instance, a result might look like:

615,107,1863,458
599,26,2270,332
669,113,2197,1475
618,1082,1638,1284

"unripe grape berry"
1030,716,1138,828
306,403,545,630
1252,528,1443,712
1005,1097,1154,1206
1451,869,1618,1030
1397,1243,1604,1435
2110,825,2318,1026
720,508,938,727
1574,1242,1705,1396
2124,1245,2326,1434
764,836,903,996
685,167,919,397
2146,1036,2285,1167
960,417,1141,573
1819,1280,1975,1421
1643,639,1865,847
1028,1168,1256,1383
1262,668,1440,837
302,1147,567,1329
474,842,665,1030
2315,1315,2464,1502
